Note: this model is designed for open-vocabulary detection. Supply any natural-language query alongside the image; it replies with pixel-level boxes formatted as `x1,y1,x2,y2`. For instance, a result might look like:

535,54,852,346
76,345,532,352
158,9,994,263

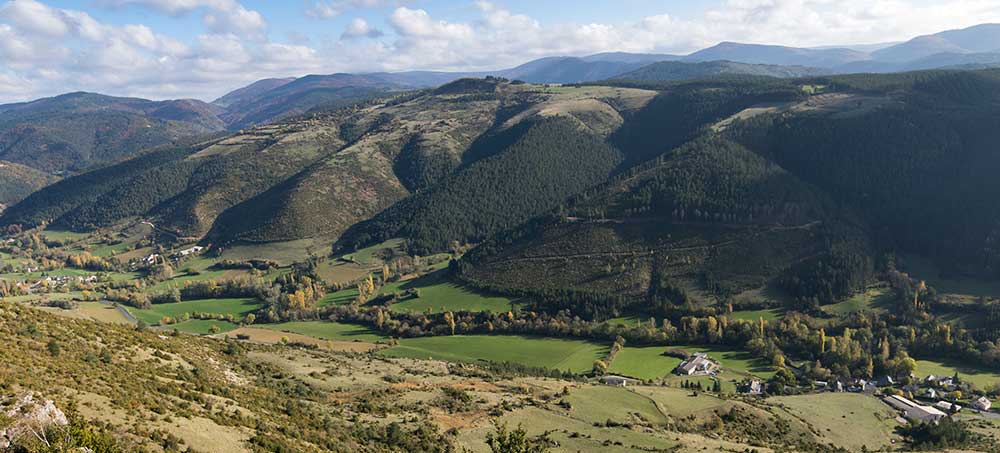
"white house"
972,396,992,411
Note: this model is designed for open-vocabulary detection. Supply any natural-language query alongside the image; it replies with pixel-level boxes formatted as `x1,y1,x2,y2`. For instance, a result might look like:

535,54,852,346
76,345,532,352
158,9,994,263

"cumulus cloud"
4,0,1000,103
306,0,406,20
107,0,266,38
341,18,383,39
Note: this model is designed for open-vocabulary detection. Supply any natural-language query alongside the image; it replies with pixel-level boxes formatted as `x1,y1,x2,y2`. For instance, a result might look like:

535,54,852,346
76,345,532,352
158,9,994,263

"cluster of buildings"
674,353,720,376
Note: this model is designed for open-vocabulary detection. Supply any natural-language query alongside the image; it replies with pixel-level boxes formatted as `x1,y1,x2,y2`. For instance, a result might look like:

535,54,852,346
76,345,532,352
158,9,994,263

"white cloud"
4,0,1000,103
306,0,406,20
107,0,266,38
341,18,383,39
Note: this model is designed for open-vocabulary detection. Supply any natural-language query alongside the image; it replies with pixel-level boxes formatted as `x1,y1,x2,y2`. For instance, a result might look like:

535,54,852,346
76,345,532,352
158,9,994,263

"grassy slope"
258,321,387,342
380,335,608,373
380,269,516,314
915,359,1000,389
771,393,899,451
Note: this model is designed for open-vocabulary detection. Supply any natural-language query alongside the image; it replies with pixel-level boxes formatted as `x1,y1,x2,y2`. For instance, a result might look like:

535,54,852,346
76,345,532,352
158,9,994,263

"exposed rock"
0,393,69,449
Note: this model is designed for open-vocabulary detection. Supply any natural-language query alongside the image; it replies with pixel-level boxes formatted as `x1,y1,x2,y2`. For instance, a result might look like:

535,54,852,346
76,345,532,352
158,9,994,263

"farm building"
600,376,630,387
883,395,947,423
934,401,961,413
674,353,719,376
972,396,992,411
738,379,763,395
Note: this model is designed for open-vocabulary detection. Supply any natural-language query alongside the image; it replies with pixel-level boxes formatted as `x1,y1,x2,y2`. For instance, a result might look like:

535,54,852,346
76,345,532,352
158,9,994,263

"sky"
1,0,1000,103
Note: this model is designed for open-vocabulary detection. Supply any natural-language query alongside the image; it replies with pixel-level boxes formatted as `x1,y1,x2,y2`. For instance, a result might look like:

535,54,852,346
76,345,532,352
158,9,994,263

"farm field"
129,298,262,325
314,260,370,286
380,335,608,373
257,320,387,342
915,358,1000,389
380,269,517,314
822,287,892,316
342,238,404,266
318,287,359,306
219,238,330,265
730,308,784,321
609,344,774,381
903,254,1000,299
771,393,900,451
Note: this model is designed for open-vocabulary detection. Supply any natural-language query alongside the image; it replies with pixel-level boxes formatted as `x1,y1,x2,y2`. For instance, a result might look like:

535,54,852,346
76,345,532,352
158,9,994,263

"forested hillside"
0,92,224,175
616,60,826,82
0,161,57,210
458,69,1000,317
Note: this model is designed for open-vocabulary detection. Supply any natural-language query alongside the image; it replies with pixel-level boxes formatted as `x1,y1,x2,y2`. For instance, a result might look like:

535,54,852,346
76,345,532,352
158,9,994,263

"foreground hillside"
9,301,996,452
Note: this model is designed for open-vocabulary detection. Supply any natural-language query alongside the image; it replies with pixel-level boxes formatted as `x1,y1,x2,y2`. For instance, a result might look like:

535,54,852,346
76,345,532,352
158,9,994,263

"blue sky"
1,0,999,102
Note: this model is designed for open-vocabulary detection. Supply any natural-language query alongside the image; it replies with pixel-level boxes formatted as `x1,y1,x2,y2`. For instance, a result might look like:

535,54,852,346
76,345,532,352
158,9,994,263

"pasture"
822,287,892,317
560,386,667,426
380,270,516,314
380,335,608,373
609,344,774,381
318,287,359,306
130,298,262,325
730,308,784,321
257,320,387,342
915,358,1000,389
771,393,899,451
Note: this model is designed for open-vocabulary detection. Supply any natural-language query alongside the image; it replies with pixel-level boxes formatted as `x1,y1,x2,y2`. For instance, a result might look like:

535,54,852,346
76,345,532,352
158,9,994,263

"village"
598,351,995,426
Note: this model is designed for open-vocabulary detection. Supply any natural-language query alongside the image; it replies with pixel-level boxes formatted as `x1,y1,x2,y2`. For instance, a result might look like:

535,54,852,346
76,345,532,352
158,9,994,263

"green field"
130,298,262,325
915,358,1000,389
258,321,387,342
630,386,731,417
730,308,784,321
380,270,516,314
40,229,91,243
822,287,892,316
342,238,404,266
318,287,359,306
609,344,774,381
904,254,1000,298
168,319,240,335
380,335,608,373
561,386,667,425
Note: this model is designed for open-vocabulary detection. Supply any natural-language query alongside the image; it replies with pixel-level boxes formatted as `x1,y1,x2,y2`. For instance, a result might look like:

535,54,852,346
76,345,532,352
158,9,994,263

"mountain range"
3,23,1000,217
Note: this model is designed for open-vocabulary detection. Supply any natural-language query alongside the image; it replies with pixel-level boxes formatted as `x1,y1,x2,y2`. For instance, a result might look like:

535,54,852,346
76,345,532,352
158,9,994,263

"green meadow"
380,270,517,314
130,298,262,325
380,335,608,373
609,344,774,381
822,287,892,317
915,358,1000,389
730,308,784,321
